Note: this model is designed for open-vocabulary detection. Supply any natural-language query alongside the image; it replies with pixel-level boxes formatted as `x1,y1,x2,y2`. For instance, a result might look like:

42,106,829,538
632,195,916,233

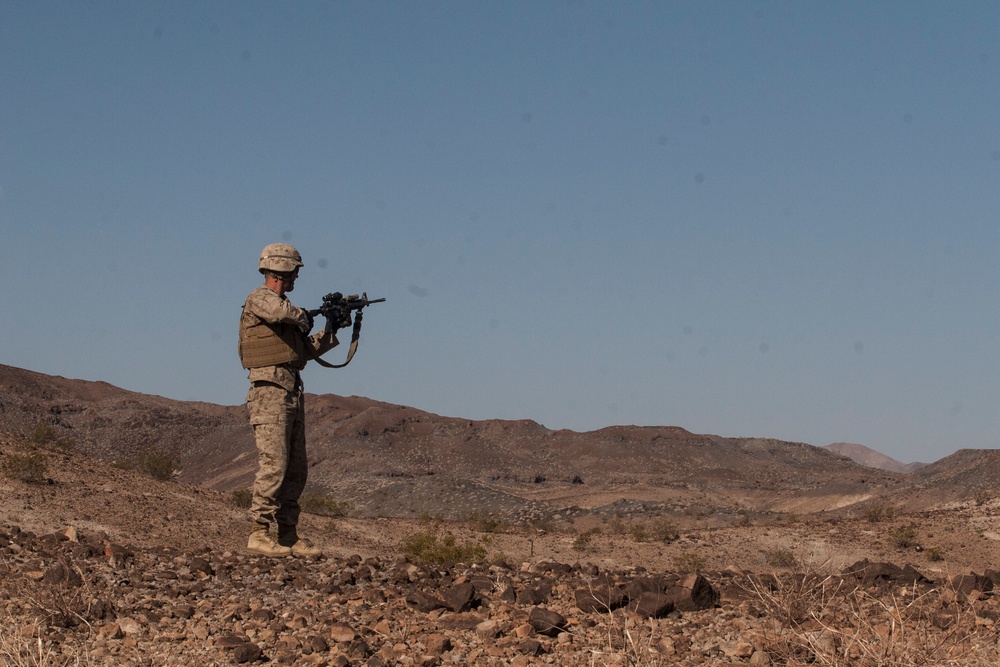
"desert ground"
2,365,1000,665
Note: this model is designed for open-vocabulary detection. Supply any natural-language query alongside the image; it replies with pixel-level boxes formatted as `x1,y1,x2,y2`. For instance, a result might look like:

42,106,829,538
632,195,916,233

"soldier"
238,243,338,558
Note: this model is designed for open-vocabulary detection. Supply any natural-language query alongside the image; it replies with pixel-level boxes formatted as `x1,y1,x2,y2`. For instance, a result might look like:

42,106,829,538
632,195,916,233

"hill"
1,364,909,523
824,442,927,473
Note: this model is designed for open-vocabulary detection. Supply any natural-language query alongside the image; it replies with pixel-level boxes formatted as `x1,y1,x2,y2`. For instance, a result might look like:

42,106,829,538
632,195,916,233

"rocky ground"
4,438,1000,666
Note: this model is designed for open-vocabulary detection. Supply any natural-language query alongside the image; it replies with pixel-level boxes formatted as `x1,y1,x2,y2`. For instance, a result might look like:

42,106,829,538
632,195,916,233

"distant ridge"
9,363,994,520
824,442,927,473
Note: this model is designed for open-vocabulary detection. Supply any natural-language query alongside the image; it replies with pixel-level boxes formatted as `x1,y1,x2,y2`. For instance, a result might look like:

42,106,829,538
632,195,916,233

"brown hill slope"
1,364,908,523
2,363,995,521
824,441,927,473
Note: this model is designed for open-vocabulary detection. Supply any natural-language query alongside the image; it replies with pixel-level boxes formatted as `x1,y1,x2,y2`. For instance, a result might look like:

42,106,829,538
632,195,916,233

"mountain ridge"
0,364,991,521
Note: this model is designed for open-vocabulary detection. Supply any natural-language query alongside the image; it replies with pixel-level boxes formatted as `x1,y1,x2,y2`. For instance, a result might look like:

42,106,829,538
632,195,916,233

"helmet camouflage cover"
258,243,303,274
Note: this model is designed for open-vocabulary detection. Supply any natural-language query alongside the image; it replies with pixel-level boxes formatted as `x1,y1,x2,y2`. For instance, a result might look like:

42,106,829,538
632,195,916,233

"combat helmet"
258,243,303,274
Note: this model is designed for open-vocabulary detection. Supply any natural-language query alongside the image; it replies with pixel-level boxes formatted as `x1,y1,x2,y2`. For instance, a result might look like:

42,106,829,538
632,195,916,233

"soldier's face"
280,271,297,293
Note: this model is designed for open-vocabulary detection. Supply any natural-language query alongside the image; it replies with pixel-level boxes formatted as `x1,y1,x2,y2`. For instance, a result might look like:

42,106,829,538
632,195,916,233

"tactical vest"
238,317,308,369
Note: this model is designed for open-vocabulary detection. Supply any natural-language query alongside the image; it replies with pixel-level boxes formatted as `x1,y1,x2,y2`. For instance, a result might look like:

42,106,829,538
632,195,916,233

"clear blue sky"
2,2,997,464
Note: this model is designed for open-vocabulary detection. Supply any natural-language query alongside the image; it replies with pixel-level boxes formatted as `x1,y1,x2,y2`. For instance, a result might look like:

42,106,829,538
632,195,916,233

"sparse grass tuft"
1,450,49,483
230,488,252,510
889,524,917,549
466,510,506,533
300,492,351,518
762,547,798,569
672,551,706,573
28,424,74,452
136,447,177,481
0,616,92,666
648,517,679,542
863,503,895,523
401,531,487,565
573,527,601,551
738,570,1000,666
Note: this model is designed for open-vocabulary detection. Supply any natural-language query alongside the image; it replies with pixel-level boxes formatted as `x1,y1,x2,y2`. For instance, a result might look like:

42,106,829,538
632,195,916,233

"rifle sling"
308,311,364,369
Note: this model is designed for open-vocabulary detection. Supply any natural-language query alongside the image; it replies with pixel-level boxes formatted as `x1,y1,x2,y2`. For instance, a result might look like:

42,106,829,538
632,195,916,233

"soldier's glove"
302,311,314,333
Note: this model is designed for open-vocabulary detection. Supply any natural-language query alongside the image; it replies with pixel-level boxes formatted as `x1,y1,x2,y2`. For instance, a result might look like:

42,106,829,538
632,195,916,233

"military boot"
278,525,322,558
247,524,292,558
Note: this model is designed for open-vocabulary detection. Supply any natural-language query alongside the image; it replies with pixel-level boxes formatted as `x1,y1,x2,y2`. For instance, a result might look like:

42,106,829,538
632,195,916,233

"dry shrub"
229,488,252,509
762,548,798,569
890,525,917,549
28,424,73,453
401,531,486,565
466,511,506,533
738,571,1000,666
588,611,670,666
1,450,48,483
672,551,706,573
300,492,351,518
0,616,84,667
135,447,177,481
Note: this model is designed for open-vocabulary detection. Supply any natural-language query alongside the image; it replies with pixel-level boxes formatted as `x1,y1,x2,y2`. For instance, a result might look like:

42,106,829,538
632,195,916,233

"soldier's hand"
302,311,314,333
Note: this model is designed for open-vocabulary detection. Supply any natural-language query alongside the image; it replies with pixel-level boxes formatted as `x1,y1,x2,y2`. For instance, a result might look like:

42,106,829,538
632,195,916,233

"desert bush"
648,517,679,542
28,424,73,452
925,547,945,562
136,447,177,481
762,548,798,568
573,527,601,551
1,450,48,483
401,531,487,565
889,525,917,549
300,492,351,518
863,503,895,523
230,488,253,510
672,551,706,573
467,510,505,533
606,516,628,535
628,523,649,542
974,489,991,506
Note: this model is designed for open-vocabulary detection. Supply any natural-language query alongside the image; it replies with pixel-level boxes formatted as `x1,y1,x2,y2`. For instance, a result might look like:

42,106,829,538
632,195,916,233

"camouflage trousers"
246,382,307,530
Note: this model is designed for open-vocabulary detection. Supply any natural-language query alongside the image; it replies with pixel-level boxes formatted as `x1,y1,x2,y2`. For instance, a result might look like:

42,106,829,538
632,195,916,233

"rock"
42,561,82,587
514,638,544,655
307,635,329,653
233,642,262,663
407,589,447,613
425,633,451,655
329,623,357,643
950,573,993,600
843,560,912,583
668,573,720,611
189,556,214,576
115,616,143,636
575,584,625,612
475,619,500,639
516,583,551,605
527,607,566,636
442,581,476,612
217,632,249,648
628,591,675,619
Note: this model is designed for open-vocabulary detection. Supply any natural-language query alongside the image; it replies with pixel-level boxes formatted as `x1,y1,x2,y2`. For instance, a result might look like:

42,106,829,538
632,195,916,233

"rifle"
306,292,385,368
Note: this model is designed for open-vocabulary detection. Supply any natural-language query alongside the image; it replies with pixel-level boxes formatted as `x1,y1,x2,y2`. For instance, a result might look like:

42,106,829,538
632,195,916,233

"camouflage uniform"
240,284,337,542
